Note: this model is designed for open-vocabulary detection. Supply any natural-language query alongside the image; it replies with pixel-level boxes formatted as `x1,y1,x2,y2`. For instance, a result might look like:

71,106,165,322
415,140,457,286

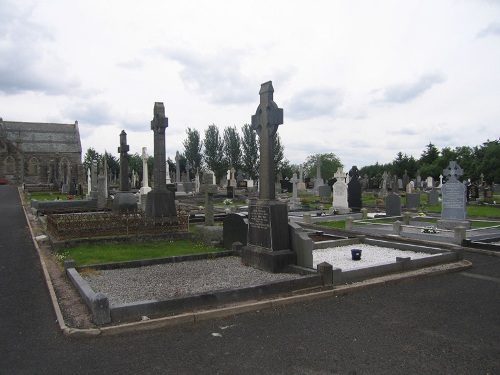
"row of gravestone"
385,190,440,216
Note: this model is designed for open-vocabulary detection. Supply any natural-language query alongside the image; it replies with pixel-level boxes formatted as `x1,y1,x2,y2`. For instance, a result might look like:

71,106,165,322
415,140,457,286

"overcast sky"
1,0,499,171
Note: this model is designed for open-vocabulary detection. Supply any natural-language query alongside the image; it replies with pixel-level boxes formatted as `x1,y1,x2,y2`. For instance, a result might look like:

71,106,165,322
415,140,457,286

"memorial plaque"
247,204,272,249
441,183,466,220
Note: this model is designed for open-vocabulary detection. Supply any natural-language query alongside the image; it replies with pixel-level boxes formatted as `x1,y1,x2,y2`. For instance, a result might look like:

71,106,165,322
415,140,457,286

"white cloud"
374,73,446,104
477,22,500,38
1,0,499,171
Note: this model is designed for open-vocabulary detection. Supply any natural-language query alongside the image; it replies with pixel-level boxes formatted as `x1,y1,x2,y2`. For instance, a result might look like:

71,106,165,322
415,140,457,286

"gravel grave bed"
84,256,304,305
313,244,434,270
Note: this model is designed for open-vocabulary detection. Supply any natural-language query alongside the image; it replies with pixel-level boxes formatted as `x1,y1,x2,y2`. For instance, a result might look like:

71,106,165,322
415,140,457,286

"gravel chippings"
84,256,304,305
313,244,433,271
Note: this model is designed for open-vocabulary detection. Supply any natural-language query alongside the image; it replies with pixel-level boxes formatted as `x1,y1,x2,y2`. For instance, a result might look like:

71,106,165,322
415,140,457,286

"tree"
359,162,389,179
279,159,298,180
182,127,203,177
241,124,259,179
203,124,225,182
103,151,119,180
420,142,440,165
223,126,241,172
83,147,102,173
419,142,441,179
391,152,418,178
273,133,285,178
477,140,500,183
303,153,343,180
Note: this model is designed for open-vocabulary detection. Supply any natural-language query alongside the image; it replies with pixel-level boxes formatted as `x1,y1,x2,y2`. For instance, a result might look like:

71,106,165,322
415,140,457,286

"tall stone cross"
251,81,283,200
151,102,168,191
118,130,130,191
141,147,149,189
443,161,463,183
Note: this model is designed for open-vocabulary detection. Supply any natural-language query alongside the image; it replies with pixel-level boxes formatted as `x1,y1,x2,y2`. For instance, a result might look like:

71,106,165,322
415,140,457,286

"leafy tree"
83,148,102,172
128,153,142,186
182,127,203,177
303,153,343,180
391,152,418,178
273,133,285,177
477,140,500,183
279,159,298,180
223,126,241,172
359,162,389,179
203,124,225,182
103,151,120,180
241,124,259,179
420,142,440,165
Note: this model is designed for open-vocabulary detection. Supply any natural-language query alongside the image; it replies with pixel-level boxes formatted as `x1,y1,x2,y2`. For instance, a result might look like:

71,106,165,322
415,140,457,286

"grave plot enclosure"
47,211,189,240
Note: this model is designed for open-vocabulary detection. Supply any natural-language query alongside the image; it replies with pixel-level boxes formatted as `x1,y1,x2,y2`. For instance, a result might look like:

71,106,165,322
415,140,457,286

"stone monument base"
112,192,137,213
330,207,351,214
437,219,471,230
145,189,176,218
241,246,296,273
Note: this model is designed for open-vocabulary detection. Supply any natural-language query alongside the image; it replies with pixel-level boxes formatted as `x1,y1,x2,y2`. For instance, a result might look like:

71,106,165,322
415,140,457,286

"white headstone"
331,167,350,213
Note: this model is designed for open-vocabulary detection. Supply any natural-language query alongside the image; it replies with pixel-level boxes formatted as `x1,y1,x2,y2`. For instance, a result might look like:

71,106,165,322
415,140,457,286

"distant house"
0,118,84,187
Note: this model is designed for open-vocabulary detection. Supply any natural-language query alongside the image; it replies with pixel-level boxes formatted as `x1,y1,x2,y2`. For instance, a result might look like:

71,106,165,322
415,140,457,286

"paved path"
1,185,499,374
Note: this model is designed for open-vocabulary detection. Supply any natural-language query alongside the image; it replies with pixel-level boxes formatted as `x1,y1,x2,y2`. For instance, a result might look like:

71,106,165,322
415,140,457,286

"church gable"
0,118,84,185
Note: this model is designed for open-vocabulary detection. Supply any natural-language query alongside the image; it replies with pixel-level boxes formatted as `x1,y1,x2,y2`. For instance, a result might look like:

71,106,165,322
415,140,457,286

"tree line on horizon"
83,127,500,186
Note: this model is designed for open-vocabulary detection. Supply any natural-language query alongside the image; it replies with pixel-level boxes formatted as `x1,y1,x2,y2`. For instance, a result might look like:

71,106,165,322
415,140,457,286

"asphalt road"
1,185,499,375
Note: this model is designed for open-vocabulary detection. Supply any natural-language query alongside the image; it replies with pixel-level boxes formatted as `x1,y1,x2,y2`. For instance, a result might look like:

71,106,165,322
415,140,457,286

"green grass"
316,221,346,229
28,191,71,201
56,240,221,266
422,203,500,218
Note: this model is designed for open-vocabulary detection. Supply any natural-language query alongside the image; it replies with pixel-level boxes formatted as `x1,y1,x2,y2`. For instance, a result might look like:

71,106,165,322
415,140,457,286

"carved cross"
334,167,347,182
151,102,168,191
251,81,283,200
443,161,463,182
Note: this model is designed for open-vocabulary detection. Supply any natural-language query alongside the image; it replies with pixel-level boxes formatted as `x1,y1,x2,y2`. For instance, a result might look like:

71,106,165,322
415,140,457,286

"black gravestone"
223,213,248,250
347,166,362,212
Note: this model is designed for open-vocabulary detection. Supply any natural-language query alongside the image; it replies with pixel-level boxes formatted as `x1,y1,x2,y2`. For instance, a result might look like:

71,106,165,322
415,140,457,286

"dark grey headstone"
247,201,289,251
405,193,420,208
223,213,248,250
318,185,332,198
385,193,402,216
427,189,439,205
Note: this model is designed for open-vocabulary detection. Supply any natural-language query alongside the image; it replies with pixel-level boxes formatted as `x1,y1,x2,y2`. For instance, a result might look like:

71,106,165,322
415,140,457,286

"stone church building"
0,118,84,187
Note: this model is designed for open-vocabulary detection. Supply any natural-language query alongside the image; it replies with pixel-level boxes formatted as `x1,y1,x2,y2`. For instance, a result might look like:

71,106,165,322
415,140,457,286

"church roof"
0,120,82,154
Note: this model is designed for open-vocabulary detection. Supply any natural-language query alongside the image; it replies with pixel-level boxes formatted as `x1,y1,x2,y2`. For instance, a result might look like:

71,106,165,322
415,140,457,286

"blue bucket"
351,249,362,261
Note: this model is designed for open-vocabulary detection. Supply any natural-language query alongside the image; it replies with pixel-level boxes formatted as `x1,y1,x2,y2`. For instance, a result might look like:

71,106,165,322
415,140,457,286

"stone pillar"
146,102,177,218
140,147,152,196
113,131,137,213
200,173,218,226
242,81,294,273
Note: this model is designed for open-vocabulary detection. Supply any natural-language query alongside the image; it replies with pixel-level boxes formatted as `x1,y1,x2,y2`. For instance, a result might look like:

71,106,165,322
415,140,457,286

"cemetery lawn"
56,240,221,266
424,204,500,218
